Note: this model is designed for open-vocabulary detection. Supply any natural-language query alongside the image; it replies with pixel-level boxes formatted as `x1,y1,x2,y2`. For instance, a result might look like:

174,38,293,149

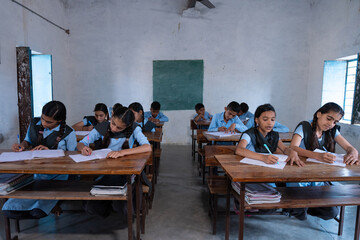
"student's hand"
344,150,359,165
225,123,236,133
12,143,25,152
107,151,125,159
217,127,227,132
318,152,336,163
81,146,92,156
32,145,49,151
262,155,279,164
285,150,305,167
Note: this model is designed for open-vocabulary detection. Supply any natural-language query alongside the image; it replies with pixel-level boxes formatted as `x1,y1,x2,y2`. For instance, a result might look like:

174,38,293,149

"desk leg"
225,176,230,240
355,206,360,240
127,176,133,240
136,175,141,240
238,183,245,240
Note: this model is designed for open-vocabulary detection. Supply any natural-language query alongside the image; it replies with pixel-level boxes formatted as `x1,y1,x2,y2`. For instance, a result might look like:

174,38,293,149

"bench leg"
225,177,230,240
238,183,245,240
338,206,345,236
213,194,218,235
4,215,12,240
15,220,20,234
355,206,360,240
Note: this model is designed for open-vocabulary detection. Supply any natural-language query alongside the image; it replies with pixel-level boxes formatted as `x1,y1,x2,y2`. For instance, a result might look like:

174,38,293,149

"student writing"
208,101,247,133
3,100,77,219
144,101,169,123
237,102,254,121
72,103,109,131
77,107,151,220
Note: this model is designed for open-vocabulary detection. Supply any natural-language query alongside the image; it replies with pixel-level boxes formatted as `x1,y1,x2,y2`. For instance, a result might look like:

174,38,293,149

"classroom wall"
0,0,69,148
64,0,312,144
307,0,360,152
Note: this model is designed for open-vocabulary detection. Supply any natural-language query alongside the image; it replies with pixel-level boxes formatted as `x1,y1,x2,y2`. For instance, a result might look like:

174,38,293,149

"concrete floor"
0,144,359,240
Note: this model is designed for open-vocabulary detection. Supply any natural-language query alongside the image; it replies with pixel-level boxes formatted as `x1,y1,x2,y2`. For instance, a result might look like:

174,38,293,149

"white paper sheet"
240,154,288,169
0,150,65,162
205,131,241,138
69,149,112,163
75,131,91,136
307,149,346,167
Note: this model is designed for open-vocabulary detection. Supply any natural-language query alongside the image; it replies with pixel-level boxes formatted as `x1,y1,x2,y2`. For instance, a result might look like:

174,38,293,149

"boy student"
144,101,169,123
238,102,254,121
193,103,212,122
208,101,248,133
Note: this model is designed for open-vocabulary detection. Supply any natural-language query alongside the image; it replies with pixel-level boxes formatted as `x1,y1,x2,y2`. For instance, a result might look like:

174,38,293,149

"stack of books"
232,182,281,205
0,174,34,195
90,185,127,196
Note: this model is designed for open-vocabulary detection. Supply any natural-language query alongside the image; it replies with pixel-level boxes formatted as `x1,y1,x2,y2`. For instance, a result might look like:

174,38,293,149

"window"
321,54,359,125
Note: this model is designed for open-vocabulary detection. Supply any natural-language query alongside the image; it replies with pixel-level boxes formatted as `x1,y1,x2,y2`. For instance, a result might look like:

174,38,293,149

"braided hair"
310,102,344,152
38,101,67,148
253,103,276,148
129,102,144,130
101,106,135,148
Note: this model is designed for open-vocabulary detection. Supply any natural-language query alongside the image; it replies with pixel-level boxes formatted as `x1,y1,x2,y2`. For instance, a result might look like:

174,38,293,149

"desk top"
215,154,360,183
143,131,163,143
205,145,236,166
0,151,149,175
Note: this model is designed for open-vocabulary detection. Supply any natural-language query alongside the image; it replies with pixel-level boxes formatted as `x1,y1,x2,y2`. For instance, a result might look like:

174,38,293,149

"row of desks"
203,145,360,240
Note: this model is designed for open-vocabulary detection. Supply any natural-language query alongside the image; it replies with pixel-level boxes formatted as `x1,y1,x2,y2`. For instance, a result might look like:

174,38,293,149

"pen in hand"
264,144,278,164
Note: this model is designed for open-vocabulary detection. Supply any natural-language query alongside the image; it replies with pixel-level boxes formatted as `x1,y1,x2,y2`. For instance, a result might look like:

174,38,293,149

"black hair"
253,104,276,128
151,101,161,111
38,100,67,148
240,102,249,113
94,103,109,121
227,101,241,114
310,102,344,152
129,102,144,129
195,103,204,111
101,107,135,148
112,103,123,113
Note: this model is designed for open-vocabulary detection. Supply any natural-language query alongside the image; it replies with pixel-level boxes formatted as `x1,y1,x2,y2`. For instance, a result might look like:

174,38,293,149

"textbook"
0,150,65,163
75,131,91,136
69,148,112,163
205,131,241,139
90,184,127,196
232,182,281,205
0,174,34,195
307,149,346,167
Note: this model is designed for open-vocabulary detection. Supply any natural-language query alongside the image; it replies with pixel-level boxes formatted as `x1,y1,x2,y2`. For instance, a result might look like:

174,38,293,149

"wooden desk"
0,151,150,240
215,154,360,240
194,120,211,128
204,131,293,144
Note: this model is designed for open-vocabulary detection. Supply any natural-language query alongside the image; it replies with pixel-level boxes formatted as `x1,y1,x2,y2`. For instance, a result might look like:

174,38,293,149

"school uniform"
193,111,212,121
82,115,98,127
208,112,247,132
245,117,290,133
144,111,169,122
238,111,254,121
81,122,150,220
138,118,156,132
2,118,77,219
285,120,340,220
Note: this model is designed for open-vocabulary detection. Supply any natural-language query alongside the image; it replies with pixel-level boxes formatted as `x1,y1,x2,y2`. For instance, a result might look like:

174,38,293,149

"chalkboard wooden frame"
153,60,203,111
351,54,360,125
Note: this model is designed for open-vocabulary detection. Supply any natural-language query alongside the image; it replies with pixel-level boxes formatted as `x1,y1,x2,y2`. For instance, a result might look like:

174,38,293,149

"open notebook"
240,154,288,169
205,131,241,138
0,150,65,162
69,149,112,163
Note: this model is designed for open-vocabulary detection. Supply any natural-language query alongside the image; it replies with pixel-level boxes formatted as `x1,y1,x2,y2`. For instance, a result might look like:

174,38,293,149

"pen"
264,144,278,164
322,146,328,152
17,134,21,149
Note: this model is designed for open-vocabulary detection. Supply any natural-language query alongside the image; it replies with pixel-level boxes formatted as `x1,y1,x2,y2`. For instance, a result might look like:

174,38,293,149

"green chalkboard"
153,60,203,110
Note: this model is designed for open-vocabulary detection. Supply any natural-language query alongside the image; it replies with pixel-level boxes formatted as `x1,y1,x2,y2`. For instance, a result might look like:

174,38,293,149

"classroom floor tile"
0,144,358,240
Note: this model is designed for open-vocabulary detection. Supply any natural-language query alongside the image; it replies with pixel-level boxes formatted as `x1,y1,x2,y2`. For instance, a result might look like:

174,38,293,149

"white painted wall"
65,0,312,144
1,0,359,148
307,0,360,152
0,0,69,148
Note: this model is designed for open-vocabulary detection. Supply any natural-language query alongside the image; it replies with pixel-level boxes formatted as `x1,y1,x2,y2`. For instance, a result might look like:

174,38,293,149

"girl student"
3,100,77,219
235,103,303,167
77,106,152,219
129,102,156,132
72,103,109,131
287,102,359,220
